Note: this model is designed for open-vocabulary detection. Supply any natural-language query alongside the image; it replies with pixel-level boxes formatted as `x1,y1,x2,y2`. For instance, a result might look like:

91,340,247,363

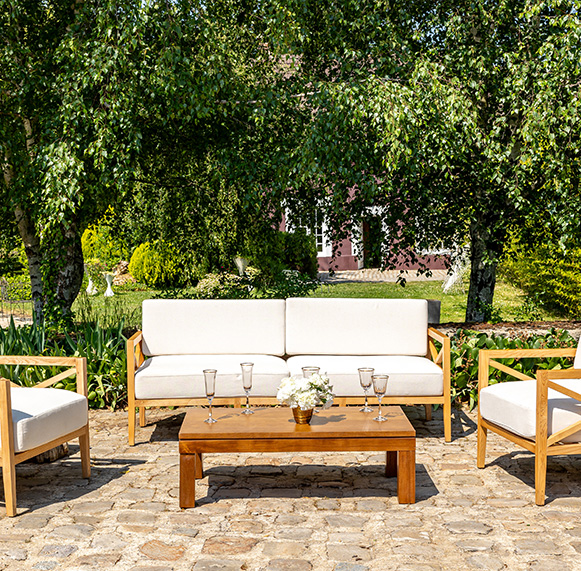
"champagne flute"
204,369,218,424
358,367,374,412
372,374,389,422
302,366,320,378
240,362,254,414
302,366,321,412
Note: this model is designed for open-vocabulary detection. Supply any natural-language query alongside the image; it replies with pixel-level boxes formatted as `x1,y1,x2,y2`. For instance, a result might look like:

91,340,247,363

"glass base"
241,407,254,414
360,405,373,412
373,414,388,422
204,417,218,424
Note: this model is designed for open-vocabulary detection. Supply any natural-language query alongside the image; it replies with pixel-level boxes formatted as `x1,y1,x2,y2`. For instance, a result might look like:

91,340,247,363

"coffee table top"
179,406,415,440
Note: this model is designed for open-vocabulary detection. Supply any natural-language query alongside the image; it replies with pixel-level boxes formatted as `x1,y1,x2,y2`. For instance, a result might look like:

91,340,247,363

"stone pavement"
2,406,581,571
318,269,448,283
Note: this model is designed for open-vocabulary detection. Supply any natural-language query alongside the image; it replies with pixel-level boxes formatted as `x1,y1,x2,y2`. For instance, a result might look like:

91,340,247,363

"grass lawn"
4,278,560,327
309,279,559,323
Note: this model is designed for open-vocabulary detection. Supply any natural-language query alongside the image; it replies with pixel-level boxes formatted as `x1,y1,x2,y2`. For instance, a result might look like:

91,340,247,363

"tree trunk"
42,219,85,323
3,154,45,322
465,224,499,323
14,205,44,322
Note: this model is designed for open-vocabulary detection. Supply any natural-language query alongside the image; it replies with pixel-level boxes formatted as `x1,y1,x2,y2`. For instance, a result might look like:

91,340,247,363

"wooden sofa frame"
127,327,451,445
477,348,581,505
0,356,91,517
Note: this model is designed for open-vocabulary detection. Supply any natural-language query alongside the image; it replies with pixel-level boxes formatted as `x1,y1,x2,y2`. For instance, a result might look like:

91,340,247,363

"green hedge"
0,319,127,410
82,224,129,271
501,245,581,319
0,319,576,412
450,328,577,409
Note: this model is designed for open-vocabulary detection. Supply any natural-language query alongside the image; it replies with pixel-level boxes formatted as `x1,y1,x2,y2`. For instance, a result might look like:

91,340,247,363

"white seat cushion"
286,298,428,356
135,354,290,399
286,355,443,397
4,387,88,453
480,379,581,443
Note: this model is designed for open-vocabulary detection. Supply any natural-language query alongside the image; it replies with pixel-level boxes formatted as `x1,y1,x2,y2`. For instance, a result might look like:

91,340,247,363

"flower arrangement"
277,373,334,410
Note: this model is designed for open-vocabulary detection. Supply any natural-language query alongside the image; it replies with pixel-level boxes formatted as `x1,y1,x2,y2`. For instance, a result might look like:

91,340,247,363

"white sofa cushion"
2,388,88,453
286,355,443,397
480,379,581,443
286,298,428,356
135,354,290,399
141,299,286,357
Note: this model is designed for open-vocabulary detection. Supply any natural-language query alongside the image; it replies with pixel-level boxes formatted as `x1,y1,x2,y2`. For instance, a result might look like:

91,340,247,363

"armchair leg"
424,404,432,421
535,448,547,506
79,429,91,479
477,419,487,469
139,407,146,428
443,399,451,442
2,460,17,517
128,406,136,446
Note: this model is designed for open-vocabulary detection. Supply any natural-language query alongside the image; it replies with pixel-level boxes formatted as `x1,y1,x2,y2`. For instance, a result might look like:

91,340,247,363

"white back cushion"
286,298,428,356
575,339,581,369
142,299,286,356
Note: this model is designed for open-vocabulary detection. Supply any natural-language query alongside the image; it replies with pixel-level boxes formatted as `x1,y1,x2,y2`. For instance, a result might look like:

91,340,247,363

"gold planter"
292,408,314,425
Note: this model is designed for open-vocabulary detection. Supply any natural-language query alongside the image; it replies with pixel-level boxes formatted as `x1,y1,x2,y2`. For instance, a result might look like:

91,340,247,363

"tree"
0,0,291,323
274,0,581,321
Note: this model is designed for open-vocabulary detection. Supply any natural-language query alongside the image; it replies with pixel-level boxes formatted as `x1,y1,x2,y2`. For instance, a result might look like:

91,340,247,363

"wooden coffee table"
179,406,416,507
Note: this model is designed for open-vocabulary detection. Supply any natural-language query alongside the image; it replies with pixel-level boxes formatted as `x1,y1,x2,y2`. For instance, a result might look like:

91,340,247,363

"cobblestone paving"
2,406,581,570
318,269,449,283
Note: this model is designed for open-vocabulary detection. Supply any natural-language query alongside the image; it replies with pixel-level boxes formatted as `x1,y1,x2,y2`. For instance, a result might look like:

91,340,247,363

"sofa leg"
139,407,146,428
424,404,432,421
128,406,136,446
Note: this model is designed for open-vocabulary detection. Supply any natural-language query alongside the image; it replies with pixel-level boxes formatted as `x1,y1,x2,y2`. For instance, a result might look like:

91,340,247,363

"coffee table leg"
195,452,204,479
180,453,197,508
385,451,397,477
397,449,415,504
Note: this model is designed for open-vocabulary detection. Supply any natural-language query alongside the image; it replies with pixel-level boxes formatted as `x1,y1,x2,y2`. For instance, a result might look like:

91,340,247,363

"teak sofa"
127,298,451,444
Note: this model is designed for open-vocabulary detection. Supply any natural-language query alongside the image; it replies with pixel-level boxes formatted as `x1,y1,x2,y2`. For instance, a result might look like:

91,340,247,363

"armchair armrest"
478,347,577,391
0,356,88,397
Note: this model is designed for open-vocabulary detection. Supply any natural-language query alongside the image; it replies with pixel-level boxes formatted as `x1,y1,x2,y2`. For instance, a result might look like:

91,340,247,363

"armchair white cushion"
7,387,88,453
480,379,581,443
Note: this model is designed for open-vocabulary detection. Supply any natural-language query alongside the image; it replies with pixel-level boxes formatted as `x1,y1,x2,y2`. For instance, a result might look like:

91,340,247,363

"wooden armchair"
0,356,90,516
477,347,581,505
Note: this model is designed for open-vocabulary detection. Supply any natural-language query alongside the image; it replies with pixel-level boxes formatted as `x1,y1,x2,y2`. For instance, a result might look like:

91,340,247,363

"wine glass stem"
364,391,369,409
245,391,250,410
209,398,213,421
378,396,382,418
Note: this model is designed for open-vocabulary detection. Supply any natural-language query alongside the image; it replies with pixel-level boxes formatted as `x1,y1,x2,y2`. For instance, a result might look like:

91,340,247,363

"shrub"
129,241,184,288
450,328,577,410
0,245,27,277
500,244,581,319
81,225,129,271
157,267,320,300
0,276,32,301
282,229,319,278
0,319,127,410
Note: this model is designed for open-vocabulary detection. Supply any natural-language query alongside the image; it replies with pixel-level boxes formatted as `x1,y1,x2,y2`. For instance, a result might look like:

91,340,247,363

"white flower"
277,374,335,410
